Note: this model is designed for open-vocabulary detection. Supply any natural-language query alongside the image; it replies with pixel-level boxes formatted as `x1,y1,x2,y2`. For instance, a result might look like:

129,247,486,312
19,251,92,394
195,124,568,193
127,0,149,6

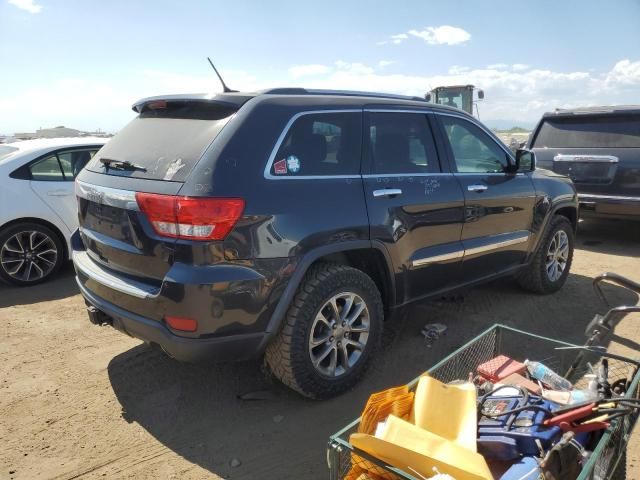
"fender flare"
528,199,578,259
552,200,579,232
263,240,395,339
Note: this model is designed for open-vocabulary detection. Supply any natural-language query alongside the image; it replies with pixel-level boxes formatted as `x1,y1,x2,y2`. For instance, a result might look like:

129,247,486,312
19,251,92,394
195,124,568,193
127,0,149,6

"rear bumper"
579,194,640,219
78,280,268,362
71,229,295,362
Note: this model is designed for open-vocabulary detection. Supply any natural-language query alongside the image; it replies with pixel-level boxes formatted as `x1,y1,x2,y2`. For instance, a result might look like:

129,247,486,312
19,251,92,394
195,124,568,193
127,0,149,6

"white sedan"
0,137,107,286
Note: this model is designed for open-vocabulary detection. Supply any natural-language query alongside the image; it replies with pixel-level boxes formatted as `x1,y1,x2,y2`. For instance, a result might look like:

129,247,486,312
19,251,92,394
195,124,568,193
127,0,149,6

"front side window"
270,112,361,176
367,112,439,174
440,116,508,173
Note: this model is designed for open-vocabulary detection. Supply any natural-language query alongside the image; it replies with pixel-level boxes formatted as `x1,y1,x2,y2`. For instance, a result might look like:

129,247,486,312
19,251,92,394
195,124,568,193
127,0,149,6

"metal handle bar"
598,305,640,331
593,272,640,307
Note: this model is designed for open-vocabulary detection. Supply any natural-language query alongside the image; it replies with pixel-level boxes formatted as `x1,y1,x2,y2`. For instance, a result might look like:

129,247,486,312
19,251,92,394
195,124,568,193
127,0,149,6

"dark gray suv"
529,106,640,219
73,88,578,398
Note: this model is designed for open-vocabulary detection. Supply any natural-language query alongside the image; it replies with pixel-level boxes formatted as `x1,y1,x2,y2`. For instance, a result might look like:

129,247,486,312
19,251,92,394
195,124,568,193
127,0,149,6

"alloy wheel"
0,230,58,283
546,230,569,282
308,292,370,378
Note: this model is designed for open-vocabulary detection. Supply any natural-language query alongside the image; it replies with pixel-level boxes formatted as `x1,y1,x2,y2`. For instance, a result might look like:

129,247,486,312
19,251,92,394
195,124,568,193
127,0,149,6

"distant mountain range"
484,119,536,131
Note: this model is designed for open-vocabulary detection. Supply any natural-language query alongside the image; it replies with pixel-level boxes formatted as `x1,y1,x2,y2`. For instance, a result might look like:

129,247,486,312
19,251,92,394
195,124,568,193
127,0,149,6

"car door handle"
373,188,403,198
467,184,488,193
46,190,72,197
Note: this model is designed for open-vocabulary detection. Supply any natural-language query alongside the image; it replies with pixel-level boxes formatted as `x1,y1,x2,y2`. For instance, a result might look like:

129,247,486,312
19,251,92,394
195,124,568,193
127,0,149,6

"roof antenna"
207,57,237,93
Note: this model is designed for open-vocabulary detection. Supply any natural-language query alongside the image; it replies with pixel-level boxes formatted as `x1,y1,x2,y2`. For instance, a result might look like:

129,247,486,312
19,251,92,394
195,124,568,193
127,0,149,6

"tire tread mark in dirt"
53,443,172,479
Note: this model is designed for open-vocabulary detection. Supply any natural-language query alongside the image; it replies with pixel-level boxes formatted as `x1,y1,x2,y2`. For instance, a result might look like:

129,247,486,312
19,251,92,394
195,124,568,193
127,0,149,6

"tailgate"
552,152,619,186
76,179,178,282
534,148,640,197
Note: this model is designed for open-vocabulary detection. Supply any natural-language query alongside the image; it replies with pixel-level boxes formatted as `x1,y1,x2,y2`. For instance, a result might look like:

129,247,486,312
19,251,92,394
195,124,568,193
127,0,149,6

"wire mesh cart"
327,323,640,480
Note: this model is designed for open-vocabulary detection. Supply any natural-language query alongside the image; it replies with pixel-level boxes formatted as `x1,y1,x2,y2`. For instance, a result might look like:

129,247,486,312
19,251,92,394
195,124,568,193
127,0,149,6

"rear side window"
29,149,98,181
30,155,65,181
270,112,361,176
58,150,97,179
86,101,237,182
533,115,640,148
367,112,439,174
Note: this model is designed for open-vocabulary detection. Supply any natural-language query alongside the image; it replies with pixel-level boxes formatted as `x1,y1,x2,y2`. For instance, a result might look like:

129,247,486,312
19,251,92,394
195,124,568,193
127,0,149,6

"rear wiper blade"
100,158,147,172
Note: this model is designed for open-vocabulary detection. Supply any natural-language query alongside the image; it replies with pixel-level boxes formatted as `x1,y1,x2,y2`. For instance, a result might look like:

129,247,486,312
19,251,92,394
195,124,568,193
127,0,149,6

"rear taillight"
135,193,244,241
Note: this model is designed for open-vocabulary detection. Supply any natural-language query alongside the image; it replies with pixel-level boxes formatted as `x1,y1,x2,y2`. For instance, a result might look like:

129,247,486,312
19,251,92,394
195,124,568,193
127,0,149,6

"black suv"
73,89,578,398
529,106,640,219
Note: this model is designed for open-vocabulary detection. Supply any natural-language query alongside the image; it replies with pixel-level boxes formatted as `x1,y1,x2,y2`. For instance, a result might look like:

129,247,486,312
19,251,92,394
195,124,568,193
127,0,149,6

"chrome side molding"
411,231,530,268
465,234,530,256
412,250,464,267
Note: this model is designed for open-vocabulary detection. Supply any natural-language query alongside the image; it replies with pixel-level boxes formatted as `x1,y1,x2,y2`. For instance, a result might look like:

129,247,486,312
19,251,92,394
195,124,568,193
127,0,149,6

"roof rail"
260,88,427,102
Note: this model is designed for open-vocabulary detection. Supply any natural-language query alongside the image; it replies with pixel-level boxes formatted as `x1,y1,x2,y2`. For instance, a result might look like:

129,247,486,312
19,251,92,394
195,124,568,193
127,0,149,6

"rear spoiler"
132,93,255,113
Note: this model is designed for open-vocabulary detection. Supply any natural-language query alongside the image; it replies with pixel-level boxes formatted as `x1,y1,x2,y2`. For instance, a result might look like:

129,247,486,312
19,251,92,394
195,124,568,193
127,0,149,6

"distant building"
13,126,112,140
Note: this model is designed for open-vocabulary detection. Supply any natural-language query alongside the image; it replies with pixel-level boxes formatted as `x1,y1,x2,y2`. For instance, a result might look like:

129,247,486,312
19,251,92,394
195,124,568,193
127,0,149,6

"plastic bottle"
585,374,599,395
542,387,598,405
524,359,573,391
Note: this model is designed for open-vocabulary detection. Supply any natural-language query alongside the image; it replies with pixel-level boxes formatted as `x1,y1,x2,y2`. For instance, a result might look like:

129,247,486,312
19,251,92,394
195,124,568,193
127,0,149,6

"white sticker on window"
286,155,301,174
163,158,185,180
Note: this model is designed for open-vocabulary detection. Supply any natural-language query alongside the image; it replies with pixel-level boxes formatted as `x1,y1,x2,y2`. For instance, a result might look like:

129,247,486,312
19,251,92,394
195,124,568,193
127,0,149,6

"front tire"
265,263,383,399
0,222,64,286
517,215,574,294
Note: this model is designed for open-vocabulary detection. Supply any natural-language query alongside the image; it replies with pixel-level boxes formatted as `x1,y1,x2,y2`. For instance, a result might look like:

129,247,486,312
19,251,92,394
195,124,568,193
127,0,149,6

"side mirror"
515,148,536,171
504,153,519,173
425,93,432,102
477,89,484,100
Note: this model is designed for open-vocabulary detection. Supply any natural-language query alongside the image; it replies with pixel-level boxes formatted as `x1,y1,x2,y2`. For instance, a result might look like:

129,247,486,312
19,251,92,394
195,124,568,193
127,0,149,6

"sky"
1,0,639,133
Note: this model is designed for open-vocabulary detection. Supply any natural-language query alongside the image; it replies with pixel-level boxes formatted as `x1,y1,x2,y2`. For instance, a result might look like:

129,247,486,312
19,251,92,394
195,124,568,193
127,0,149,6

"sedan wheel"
0,226,61,285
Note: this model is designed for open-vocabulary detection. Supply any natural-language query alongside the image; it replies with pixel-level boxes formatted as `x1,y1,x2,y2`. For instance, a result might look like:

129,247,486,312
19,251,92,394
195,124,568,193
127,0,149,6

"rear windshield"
533,115,640,148
0,145,19,163
86,101,236,182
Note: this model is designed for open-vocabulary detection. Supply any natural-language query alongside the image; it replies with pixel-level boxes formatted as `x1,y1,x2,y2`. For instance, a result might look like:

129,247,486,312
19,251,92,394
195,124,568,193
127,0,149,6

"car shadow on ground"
107,270,638,479
577,218,640,257
0,262,77,308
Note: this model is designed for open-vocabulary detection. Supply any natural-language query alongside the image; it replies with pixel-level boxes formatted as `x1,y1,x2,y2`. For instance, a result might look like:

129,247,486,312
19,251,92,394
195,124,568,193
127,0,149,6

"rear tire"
265,263,383,399
0,222,64,286
517,215,574,294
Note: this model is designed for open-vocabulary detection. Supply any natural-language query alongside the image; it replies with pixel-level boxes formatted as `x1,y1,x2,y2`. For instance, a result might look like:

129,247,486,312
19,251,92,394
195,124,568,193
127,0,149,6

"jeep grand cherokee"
73,88,578,398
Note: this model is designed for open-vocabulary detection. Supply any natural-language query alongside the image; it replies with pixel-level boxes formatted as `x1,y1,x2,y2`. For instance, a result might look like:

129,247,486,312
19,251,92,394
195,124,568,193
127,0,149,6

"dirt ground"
1,218,639,480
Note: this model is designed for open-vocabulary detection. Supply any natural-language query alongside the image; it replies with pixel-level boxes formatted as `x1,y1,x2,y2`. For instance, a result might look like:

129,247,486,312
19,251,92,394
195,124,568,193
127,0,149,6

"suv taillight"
135,193,244,241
